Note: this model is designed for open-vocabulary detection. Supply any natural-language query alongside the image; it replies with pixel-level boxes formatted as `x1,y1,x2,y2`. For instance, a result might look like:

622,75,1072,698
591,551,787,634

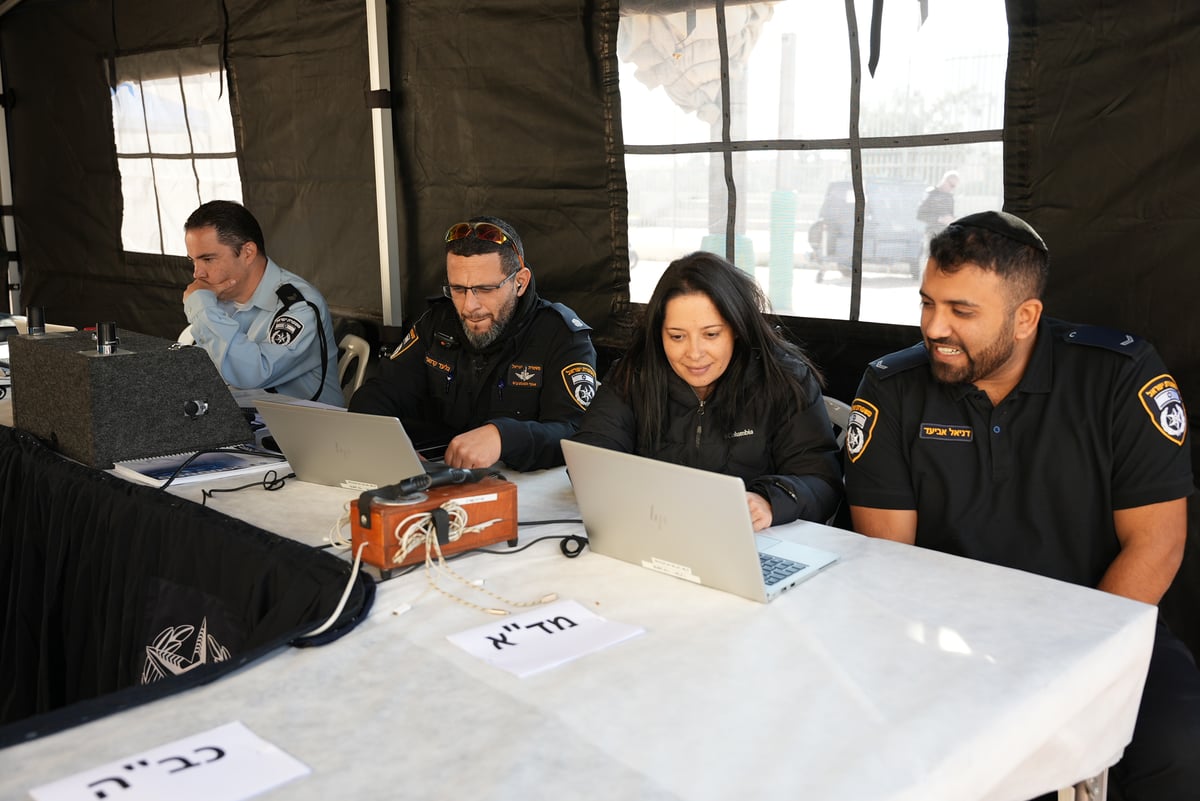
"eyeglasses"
442,268,519,299
444,221,526,270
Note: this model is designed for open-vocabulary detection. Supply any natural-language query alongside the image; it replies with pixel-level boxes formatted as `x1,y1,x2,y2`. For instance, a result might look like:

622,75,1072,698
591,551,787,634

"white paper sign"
447,599,645,677
30,721,309,801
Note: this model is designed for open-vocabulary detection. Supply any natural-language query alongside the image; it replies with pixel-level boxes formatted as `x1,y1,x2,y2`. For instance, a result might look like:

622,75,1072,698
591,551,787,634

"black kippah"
948,211,1048,254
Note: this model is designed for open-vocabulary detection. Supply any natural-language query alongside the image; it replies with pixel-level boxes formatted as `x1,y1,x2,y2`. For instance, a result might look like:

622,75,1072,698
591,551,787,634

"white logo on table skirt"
141,617,231,684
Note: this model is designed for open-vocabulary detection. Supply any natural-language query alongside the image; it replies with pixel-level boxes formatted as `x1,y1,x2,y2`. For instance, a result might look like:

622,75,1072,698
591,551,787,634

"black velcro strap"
275,283,304,314
430,506,451,546
365,89,391,109
868,0,883,76
269,283,327,403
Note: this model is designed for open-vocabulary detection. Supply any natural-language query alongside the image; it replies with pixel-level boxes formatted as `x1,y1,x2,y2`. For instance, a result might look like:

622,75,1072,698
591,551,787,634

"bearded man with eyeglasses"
349,216,597,471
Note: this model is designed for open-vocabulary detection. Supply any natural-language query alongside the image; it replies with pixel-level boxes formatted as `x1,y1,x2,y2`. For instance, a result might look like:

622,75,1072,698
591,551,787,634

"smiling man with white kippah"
844,210,1200,800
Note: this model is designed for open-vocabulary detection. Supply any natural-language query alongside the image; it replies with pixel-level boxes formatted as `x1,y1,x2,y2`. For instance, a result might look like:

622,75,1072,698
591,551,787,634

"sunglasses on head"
444,221,526,270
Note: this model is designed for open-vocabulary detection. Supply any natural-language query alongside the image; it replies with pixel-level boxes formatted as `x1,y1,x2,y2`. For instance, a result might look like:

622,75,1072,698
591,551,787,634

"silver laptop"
255,398,425,490
561,439,838,603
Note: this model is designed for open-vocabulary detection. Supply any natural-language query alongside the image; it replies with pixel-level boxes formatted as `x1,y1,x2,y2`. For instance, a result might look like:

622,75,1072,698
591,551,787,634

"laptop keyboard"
760,553,808,585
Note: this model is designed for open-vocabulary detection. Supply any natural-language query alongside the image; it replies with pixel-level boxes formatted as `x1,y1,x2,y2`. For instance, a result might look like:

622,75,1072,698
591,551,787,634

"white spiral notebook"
111,446,290,487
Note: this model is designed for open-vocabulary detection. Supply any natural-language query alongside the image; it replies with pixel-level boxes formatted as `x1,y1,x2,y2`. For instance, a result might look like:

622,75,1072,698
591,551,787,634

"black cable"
475,533,583,556
559,535,588,558
154,447,288,491
509,519,589,557
199,469,295,506
388,532,589,573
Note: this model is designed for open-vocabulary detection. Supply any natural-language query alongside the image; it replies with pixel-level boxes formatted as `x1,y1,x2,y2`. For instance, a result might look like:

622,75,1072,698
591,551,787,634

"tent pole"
0,55,18,315
366,0,402,328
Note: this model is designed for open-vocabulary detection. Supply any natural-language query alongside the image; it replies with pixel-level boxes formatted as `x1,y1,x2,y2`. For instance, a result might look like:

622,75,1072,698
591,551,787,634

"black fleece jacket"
572,352,842,524
349,279,596,471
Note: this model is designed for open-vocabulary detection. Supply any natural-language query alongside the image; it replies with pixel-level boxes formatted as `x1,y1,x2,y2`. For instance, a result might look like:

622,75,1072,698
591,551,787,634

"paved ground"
629,258,923,326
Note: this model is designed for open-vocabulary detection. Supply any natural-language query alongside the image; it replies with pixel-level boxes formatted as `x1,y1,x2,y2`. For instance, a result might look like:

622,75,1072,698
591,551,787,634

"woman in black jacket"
573,251,842,529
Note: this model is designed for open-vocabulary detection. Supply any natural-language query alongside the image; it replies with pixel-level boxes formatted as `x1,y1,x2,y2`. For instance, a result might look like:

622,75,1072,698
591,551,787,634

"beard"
927,316,1016,386
460,288,519,350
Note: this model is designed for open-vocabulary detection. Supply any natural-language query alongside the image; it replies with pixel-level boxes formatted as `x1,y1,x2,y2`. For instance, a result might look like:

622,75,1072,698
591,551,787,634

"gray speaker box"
7,330,252,468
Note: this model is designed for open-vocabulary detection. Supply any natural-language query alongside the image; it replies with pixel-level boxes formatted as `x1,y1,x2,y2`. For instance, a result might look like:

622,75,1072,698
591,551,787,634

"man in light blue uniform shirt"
182,200,343,406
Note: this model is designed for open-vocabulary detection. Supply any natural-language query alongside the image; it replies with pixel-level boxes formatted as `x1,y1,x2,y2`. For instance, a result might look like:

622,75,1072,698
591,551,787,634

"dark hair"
184,200,267,258
929,223,1049,304
445,215,525,276
608,251,824,450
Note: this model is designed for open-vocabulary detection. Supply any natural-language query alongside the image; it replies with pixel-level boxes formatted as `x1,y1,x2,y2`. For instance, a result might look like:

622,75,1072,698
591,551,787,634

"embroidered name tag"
424,355,451,374
919,423,974,442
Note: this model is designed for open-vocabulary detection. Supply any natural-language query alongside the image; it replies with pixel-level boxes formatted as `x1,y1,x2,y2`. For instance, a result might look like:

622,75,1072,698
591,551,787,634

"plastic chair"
823,395,851,449
337,333,370,395
1059,770,1107,801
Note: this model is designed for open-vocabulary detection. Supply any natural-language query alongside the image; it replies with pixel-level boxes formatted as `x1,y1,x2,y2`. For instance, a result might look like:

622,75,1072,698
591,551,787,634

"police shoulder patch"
390,326,420,359
866,343,929,380
269,314,303,345
562,362,598,410
1139,373,1188,445
845,398,880,463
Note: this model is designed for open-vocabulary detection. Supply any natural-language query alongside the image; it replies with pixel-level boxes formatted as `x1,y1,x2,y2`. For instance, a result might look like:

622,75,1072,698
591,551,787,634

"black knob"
96,321,119,354
183,400,209,418
26,306,45,335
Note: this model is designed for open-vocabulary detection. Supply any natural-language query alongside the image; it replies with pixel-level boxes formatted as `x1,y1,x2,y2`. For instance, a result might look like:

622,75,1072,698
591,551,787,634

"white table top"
1,314,76,333
0,464,1156,801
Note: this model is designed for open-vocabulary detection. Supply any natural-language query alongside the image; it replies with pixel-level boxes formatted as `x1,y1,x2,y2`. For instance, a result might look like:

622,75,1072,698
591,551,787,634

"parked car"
808,178,928,279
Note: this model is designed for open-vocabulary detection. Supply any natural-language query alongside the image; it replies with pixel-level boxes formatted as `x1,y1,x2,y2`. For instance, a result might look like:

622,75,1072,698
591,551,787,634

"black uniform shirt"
349,283,596,471
844,317,1192,588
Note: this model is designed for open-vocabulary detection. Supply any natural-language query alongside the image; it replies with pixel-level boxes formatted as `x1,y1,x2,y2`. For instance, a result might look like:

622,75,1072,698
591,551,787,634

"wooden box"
350,476,518,572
